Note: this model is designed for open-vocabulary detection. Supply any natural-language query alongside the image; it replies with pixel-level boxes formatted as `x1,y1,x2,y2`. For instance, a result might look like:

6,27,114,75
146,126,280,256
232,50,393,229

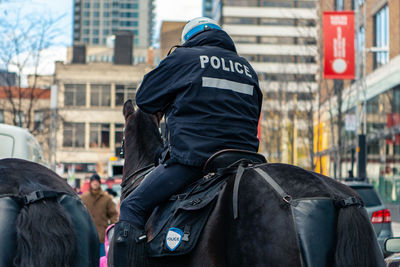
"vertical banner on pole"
323,11,355,79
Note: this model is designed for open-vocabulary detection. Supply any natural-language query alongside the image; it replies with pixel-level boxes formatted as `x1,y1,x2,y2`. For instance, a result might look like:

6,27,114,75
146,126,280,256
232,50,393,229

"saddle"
145,149,266,257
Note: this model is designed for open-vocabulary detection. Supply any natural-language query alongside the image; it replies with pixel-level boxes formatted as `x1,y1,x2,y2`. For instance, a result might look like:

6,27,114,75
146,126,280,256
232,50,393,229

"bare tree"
0,6,64,131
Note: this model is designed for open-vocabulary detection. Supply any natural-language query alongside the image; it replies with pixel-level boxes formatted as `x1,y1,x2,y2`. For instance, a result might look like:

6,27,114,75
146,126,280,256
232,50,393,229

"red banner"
323,11,355,79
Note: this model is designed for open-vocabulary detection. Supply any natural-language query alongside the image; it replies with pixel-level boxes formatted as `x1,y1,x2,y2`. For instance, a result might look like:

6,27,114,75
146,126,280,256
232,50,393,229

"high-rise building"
73,0,155,48
202,0,213,18
207,0,318,168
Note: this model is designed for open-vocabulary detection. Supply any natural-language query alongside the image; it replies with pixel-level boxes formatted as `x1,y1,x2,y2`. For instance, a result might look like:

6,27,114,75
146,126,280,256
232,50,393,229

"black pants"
119,163,203,229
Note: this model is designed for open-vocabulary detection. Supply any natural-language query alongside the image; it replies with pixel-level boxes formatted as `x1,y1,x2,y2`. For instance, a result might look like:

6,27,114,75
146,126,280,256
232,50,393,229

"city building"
66,43,160,65
73,0,155,48
318,0,400,201
27,74,54,89
0,86,51,159
0,70,17,86
202,0,213,18
53,45,153,181
206,0,319,168
159,21,186,59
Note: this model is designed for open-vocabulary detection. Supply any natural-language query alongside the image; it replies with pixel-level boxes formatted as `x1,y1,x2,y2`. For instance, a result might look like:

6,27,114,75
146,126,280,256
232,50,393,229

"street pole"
50,85,58,171
355,0,367,180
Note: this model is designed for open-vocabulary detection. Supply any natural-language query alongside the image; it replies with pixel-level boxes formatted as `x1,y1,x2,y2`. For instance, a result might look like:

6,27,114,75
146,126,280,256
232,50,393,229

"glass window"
93,2,100,8
63,122,85,148
93,20,100,26
91,84,110,106
335,0,344,10
103,11,110,17
0,109,4,123
64,84,86,106
92,38,99,44
93,11,100,17
34,110,44,131
90,123,110,148
115,84,136,106
374,5,389,69
103,29,110,35
93,29,99,35
115,123,124,149
83,20,90,26
83,29,90,34
83,11,90,17
15,110,25,127
84,2,90,8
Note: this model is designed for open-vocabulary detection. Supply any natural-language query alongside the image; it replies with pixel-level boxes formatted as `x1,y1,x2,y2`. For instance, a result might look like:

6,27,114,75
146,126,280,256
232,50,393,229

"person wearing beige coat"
81,174,118,257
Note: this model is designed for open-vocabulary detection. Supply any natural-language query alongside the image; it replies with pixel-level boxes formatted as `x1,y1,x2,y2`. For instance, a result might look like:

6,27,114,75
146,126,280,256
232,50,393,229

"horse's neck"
122,111,163,184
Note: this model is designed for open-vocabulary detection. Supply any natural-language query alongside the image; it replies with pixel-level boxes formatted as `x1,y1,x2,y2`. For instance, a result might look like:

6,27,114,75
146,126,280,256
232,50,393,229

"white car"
0,123,45,164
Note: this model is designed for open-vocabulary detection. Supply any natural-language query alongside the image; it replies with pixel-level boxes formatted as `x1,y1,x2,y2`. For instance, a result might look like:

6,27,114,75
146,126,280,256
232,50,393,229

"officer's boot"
113,221,148,267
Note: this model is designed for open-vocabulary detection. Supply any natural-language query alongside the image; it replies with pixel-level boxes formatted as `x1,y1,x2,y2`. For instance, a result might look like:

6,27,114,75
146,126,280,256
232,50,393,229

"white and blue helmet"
181,17,221,44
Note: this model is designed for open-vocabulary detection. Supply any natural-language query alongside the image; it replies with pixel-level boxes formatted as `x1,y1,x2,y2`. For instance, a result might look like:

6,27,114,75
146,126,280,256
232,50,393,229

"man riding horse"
114,17,262,266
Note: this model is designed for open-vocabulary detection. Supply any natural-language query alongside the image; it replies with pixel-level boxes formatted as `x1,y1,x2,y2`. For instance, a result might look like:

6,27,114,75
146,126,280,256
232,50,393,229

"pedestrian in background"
81,173,118,257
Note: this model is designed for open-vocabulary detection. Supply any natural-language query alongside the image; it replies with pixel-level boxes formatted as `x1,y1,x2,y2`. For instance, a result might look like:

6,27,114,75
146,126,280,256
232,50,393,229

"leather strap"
232,164,245,220
254,168,293,205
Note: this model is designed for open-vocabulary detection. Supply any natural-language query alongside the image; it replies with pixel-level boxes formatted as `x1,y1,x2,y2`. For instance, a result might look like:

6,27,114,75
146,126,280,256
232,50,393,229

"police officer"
113,17,262,266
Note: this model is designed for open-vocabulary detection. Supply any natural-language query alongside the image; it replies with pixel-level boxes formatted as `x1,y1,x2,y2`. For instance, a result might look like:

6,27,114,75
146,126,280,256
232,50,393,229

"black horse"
0,158,99,267
109,99,384,267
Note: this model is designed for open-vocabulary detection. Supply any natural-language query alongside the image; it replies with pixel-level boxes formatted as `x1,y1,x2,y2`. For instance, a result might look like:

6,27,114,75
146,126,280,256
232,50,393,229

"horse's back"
0,158,75,195
222,163,384,267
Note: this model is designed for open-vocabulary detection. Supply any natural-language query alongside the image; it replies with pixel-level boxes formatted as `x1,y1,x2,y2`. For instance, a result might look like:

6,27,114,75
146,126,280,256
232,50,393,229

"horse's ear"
123,100,135,120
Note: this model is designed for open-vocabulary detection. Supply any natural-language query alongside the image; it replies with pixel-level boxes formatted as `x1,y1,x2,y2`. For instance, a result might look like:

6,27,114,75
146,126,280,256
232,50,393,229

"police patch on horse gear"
165,228,183,251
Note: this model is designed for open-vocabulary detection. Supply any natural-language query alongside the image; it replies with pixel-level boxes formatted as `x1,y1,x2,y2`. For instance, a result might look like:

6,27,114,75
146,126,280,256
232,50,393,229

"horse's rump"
0,159,100,267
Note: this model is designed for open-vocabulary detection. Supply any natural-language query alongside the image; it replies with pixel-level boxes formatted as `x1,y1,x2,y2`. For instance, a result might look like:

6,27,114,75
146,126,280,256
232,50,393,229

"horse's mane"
124,108,163,174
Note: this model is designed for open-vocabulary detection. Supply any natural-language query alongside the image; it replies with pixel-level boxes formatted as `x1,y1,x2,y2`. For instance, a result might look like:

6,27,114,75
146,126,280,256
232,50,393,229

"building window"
64,84,86,106
374,5,389,69
93,20,100,26
92,38,99,44
335,0,344,10
63,122,85,148
0,109,4,123
83,20,90,26
93,2,100,8
93,29,99,35
83,11,90,17
90,123,110,148
15,110,25,127
34,110,44,131
91,84,110,106
115,84,136,106
83,29,90,34
115,123,124,149
84,2,90,8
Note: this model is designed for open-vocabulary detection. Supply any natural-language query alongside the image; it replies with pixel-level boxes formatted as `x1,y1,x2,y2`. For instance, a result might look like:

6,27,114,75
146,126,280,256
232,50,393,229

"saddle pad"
145,172,229,257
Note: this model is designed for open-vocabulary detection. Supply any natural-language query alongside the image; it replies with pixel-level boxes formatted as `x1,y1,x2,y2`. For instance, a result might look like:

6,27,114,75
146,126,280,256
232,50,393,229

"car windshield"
352,187,381,207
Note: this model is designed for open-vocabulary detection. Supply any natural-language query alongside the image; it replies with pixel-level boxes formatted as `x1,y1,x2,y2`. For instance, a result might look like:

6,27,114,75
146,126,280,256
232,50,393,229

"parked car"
344,180,393,256
0,123,45,164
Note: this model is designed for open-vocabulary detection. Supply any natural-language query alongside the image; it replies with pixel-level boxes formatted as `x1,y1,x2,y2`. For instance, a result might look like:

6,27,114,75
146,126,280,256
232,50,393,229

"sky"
1,0,202,76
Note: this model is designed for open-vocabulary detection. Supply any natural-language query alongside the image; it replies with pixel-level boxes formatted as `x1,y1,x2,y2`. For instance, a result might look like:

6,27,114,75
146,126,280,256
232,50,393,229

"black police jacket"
136,29,262,166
